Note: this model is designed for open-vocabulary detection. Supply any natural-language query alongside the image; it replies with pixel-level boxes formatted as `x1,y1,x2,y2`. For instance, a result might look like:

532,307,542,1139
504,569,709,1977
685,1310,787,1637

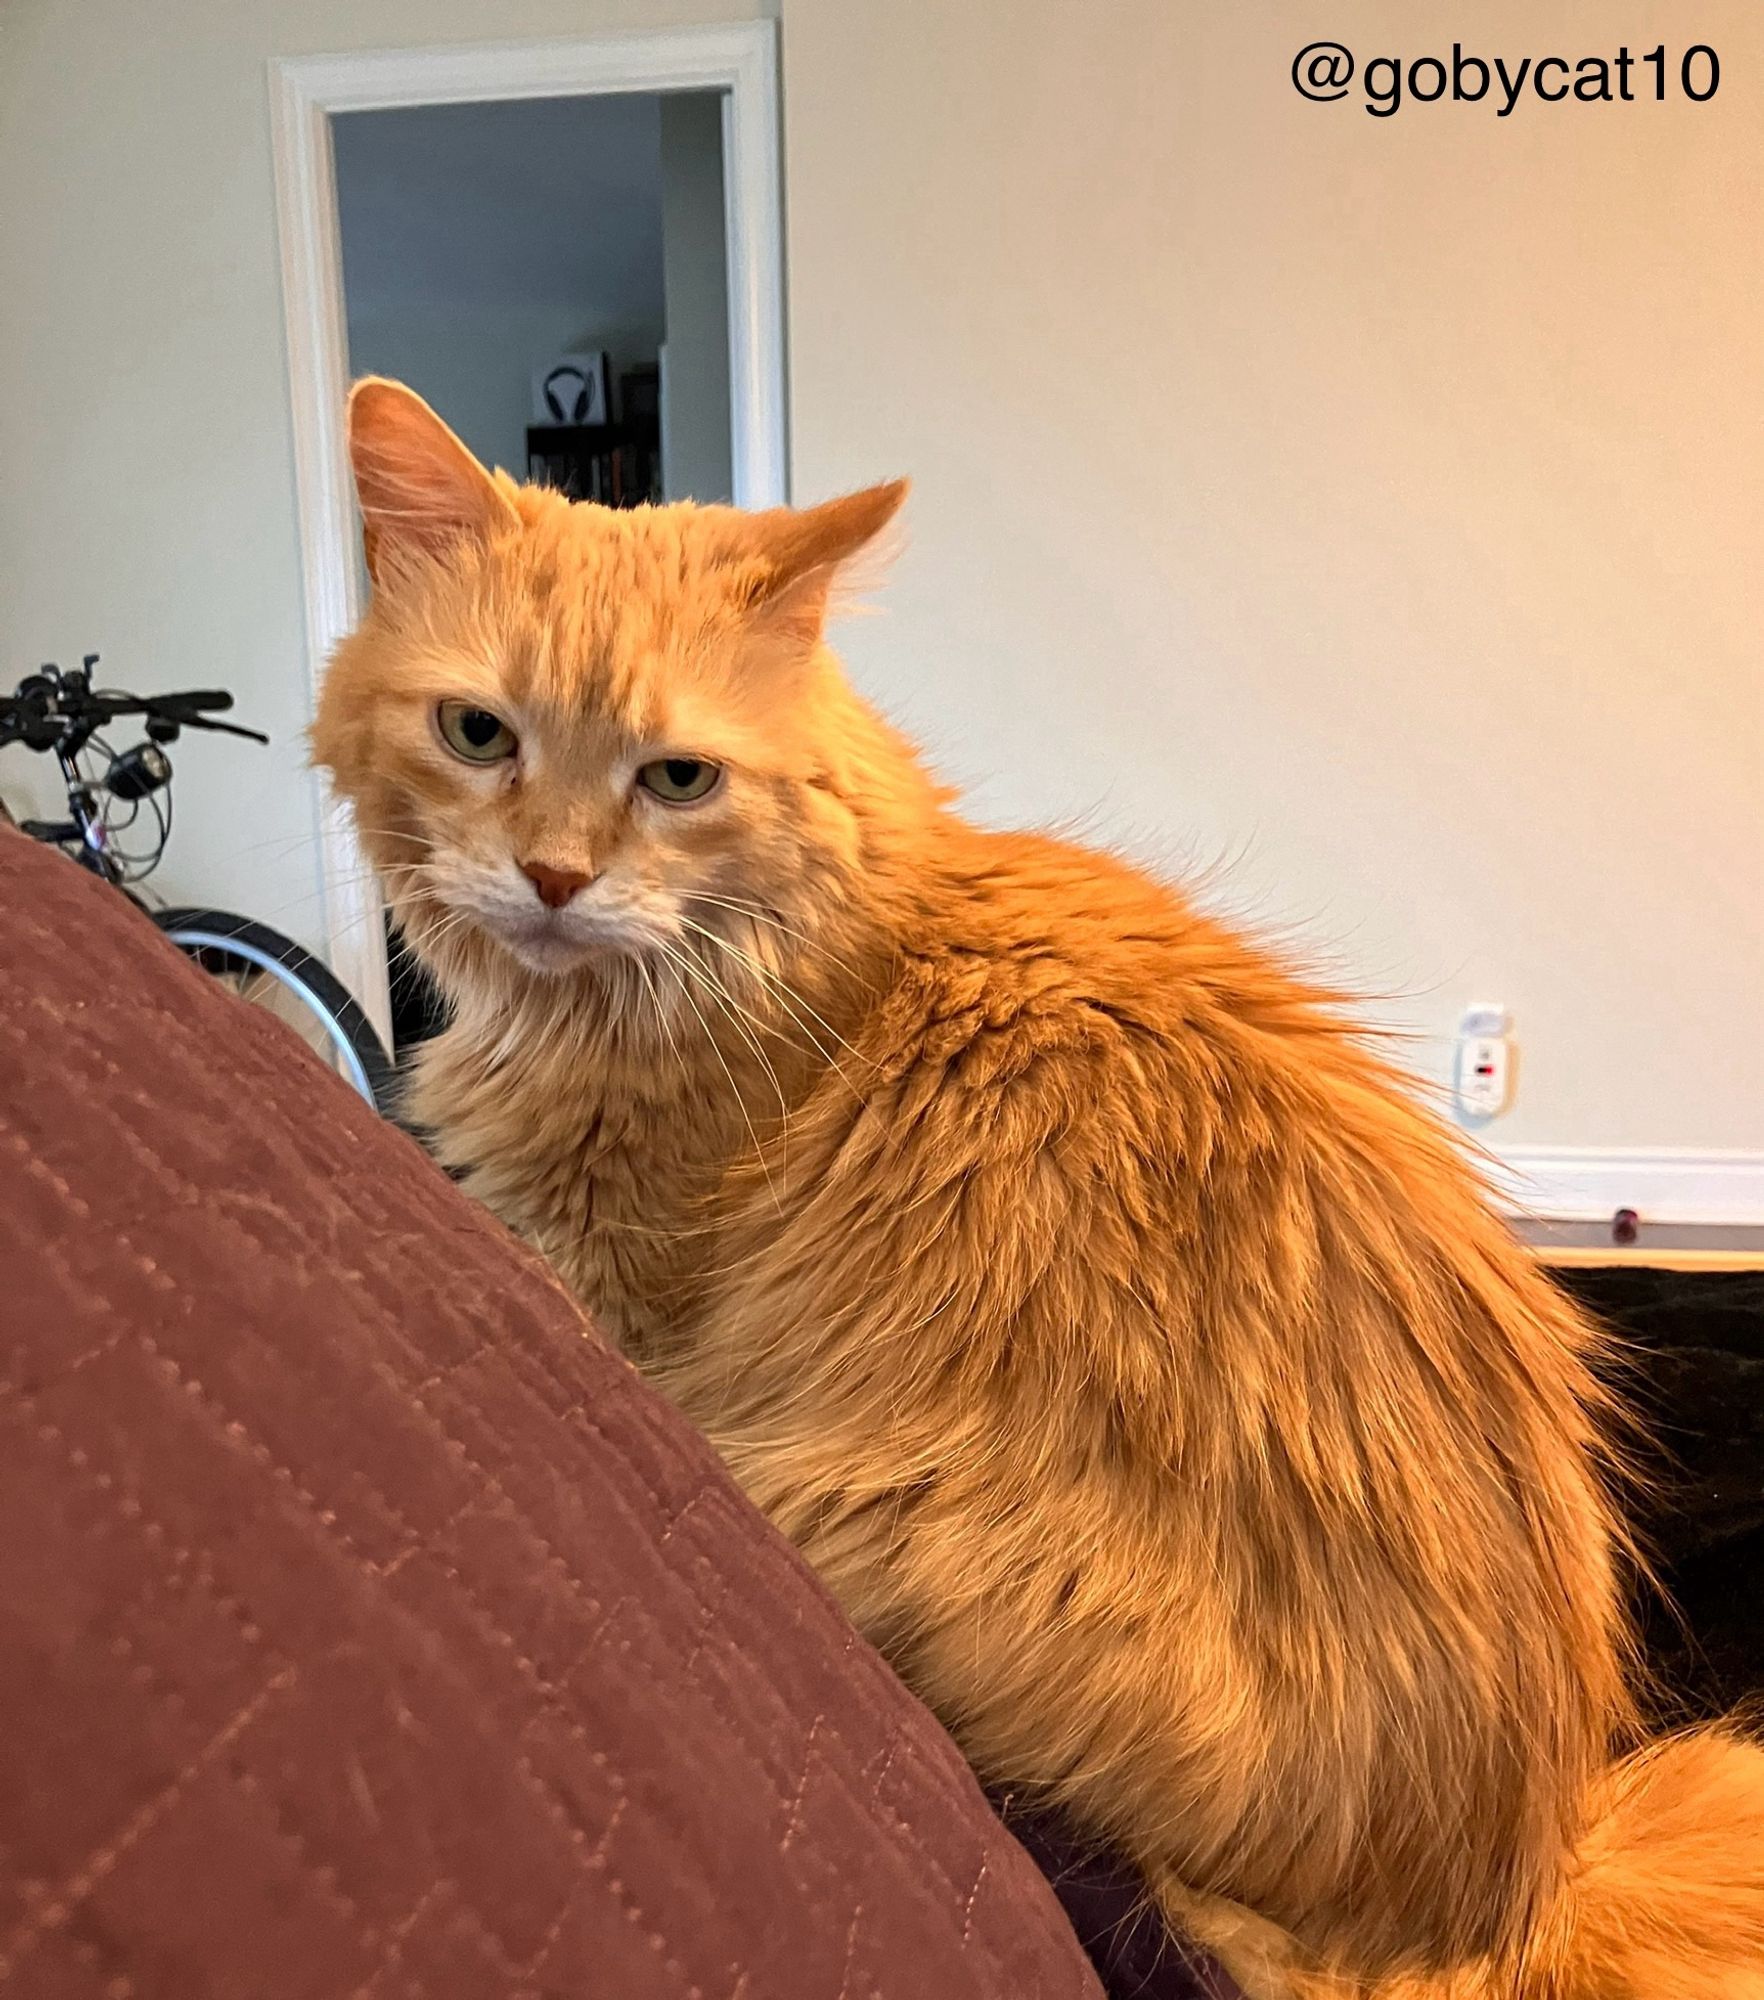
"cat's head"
314,378,922,999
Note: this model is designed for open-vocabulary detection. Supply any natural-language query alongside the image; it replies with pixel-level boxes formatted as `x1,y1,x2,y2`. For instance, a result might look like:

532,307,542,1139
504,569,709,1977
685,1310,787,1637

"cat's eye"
436,701,517,764
637,756,722,805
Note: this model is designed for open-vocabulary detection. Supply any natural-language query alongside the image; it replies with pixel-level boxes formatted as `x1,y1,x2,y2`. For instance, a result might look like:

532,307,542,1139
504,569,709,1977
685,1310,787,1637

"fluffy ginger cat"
316,379,1764,2000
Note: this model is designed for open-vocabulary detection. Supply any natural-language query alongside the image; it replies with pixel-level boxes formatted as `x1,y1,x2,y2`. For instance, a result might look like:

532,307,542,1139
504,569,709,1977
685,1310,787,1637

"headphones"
543,365,594,424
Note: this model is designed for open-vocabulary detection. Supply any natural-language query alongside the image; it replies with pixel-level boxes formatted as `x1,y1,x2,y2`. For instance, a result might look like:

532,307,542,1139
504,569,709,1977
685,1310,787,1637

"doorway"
270,25,786,1044
333,90,734,511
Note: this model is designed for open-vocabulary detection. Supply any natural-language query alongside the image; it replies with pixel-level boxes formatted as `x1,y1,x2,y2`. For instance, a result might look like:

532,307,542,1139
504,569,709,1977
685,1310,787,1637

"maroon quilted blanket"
0,827,1234,1999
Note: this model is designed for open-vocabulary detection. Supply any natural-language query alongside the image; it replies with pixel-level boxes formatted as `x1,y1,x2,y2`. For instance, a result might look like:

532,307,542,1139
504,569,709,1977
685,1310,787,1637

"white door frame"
268,24,788,1045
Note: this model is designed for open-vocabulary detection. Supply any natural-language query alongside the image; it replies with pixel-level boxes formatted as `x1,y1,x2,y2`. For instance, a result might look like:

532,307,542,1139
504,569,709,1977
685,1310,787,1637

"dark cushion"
0,827,1103,1999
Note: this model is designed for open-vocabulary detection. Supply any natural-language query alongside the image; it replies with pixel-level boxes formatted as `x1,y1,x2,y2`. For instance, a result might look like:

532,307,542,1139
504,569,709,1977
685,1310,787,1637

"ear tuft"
346,377,516,584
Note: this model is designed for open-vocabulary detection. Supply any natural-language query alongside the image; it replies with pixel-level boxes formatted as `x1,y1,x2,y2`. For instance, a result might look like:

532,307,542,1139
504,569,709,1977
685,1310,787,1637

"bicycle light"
105,742,172,801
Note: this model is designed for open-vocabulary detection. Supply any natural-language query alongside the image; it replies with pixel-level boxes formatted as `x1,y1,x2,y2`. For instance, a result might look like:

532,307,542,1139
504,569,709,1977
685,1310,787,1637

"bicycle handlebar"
0,671,266,750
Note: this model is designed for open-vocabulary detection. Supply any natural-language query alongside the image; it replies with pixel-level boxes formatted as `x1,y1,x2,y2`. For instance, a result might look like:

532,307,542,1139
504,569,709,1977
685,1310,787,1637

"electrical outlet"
1454,1004,1514,1120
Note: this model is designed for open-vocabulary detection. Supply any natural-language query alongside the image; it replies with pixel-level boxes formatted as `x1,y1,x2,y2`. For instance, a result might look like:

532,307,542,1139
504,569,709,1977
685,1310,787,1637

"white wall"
0,0,764,947
3,0,1760,1208
782,0,1764,1186
334,93,669,478
658,92,734,501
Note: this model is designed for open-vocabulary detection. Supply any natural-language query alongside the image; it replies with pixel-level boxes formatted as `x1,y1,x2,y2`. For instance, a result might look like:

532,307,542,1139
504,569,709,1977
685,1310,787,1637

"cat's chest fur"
409,1012,758,1354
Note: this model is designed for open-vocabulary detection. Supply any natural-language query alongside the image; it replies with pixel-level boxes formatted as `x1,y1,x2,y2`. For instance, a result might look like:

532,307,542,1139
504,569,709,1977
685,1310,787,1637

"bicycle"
1,657,395,1113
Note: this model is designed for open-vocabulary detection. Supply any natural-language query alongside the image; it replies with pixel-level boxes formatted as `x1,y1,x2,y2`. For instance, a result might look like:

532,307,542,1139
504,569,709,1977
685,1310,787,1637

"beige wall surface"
3,0,1759,1174
783,0,1764,1156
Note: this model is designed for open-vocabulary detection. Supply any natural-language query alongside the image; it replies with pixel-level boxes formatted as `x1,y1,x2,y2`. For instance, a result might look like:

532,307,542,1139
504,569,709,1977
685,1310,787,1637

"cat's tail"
1324,1728,1764,2000
1181,1730,1764,2000
1495,1726,1764,2000
1223,1729,1764,2000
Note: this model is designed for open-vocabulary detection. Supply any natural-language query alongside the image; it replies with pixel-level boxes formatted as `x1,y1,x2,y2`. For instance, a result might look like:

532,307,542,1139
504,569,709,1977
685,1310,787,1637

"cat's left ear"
737,480,909,648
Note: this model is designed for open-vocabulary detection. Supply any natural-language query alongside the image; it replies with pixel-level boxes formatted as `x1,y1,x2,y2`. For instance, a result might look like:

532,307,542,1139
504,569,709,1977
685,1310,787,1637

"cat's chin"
460,912,600,980
487,923,599,979
464,904,651,981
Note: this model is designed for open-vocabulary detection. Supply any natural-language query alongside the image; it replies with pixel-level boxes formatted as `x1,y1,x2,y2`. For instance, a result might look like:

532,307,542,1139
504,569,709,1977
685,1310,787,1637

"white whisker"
652,934,783,1215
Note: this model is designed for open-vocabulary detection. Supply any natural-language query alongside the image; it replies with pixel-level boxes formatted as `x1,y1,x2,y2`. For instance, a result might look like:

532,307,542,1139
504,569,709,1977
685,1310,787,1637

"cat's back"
867,816,1593,1381
874,818,1365,1127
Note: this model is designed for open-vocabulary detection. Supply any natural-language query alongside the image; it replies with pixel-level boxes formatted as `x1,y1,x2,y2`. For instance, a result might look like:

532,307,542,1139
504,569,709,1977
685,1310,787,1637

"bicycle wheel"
154,906,396,1114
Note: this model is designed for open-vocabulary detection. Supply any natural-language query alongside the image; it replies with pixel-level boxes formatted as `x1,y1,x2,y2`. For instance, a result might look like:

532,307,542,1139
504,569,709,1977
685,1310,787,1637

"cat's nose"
520,860,593,910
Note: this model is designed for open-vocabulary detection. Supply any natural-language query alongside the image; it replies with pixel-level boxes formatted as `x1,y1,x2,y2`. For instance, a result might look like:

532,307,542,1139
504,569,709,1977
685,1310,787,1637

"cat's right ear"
733,480,910,652
346,377,517,585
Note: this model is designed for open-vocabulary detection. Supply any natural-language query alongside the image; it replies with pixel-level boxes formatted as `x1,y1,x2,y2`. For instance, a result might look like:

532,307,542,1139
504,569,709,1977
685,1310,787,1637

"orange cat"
316,378,1764,2000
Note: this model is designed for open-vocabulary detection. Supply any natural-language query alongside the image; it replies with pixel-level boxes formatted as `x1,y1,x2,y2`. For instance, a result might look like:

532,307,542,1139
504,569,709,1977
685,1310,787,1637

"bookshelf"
526,362,663,506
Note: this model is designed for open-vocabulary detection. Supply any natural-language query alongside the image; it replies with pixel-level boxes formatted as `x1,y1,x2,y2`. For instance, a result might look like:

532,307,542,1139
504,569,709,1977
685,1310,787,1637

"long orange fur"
315,379,1764,1999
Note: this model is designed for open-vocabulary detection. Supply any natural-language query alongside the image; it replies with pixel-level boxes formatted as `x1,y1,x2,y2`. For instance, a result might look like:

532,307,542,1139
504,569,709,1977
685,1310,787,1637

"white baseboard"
1484,1148,1764,1228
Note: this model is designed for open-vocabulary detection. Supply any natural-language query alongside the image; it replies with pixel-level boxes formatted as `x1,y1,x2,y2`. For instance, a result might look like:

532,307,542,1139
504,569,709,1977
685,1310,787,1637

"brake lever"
186,716,270,745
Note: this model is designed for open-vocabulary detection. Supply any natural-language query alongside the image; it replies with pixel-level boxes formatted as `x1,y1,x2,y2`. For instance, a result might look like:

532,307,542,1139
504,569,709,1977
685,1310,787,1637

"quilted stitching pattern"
0,829,1102,2000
